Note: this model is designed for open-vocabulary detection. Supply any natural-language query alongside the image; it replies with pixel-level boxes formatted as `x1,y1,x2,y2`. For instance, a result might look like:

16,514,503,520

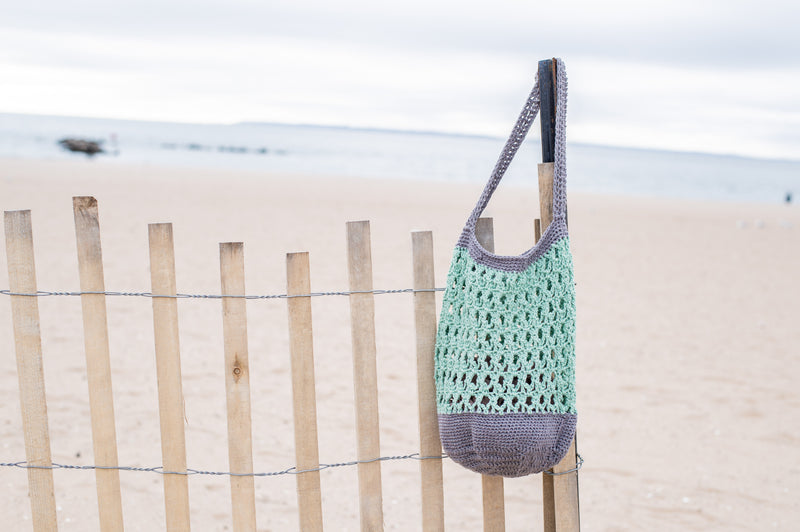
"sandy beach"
1,157,799,531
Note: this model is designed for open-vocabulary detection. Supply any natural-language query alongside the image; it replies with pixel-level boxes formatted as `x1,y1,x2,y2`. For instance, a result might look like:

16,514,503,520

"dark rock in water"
159,142,274,155
217,145,249,153
58,138,104,156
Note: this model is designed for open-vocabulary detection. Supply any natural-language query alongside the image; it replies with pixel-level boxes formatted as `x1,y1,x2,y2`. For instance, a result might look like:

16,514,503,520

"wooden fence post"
539,56,580,532
148,223,191,531
346,221,384,532
538,165,554,231
411,231,445,532
474,217,506,532
4,210,59,532
552,437,580,531
286,252,324,531
72,197,125,531
538,161,580,532
219,242,257,532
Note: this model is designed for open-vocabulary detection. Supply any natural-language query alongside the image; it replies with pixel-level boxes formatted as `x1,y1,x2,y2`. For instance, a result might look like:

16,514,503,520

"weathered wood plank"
481,476,506,532
346,221,384,532
286,252,324,532
411,231,444,532
538,163,555,232
538,115,580,529
4,210,58,532
148,223,191,531
475,217,506,532
73,197,124,531
553,438,581,532
220,242,257,532
538,58,557,164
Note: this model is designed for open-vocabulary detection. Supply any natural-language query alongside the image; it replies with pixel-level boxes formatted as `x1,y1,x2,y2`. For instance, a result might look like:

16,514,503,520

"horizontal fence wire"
0,453,582,477
0,284,585,478
0,288,444,299
0,453,446,477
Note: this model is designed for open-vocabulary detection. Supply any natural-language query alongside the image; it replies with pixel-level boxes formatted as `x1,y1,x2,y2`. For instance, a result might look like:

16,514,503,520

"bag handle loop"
465,58,568,232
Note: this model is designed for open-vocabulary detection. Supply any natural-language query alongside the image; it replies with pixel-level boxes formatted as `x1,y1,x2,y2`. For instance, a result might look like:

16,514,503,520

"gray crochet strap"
464,58,568,233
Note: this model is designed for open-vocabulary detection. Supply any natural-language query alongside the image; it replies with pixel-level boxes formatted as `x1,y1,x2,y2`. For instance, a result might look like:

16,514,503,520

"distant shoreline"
2,110,798,164
2,112,799,204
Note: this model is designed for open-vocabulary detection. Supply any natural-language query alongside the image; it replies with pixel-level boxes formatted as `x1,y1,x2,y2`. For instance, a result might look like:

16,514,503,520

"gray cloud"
4,1,800,69
2,1,798,159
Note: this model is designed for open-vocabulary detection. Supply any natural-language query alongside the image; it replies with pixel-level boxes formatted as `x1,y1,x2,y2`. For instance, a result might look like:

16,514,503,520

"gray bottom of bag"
438,411,577,477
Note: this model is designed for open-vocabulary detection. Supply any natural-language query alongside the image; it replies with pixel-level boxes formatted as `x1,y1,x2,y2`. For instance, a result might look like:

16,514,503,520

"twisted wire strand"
0,453,582,476
0,453,445,477
0,287,444,299
544,453,584,476
0,283,584,478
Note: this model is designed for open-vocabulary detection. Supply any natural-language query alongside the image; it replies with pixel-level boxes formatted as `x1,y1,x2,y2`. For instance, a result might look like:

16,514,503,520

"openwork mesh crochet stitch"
436,239,576,415
434,58,576,477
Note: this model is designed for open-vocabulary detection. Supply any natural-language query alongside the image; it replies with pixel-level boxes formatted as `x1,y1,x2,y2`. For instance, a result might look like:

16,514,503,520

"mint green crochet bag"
435,59,576,477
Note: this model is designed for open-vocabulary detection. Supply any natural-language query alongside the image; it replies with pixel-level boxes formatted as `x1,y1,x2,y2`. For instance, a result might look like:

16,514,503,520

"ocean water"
1,112,798,203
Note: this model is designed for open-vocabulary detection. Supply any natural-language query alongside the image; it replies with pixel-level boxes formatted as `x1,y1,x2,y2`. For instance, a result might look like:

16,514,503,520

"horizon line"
2,110,799,165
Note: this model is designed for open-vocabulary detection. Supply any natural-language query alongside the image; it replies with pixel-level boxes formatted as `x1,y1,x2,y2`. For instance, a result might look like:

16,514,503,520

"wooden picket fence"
3,163,579,531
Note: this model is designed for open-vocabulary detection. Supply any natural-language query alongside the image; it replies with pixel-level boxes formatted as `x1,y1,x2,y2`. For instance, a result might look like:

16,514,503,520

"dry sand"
1,157,799,531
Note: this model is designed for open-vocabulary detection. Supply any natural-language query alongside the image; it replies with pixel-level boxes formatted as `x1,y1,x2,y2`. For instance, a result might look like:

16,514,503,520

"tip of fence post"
538,58,557,164
411,231,433,260
286,251,309,262
346,221,371,254
148,224,174,252
4,209,32,218
220,242,244,252
72,196,97,210
148,222,173,233
4,210,32,235
220,243,244,269
475,217,494,234
475,217,495,253
346,220,370,229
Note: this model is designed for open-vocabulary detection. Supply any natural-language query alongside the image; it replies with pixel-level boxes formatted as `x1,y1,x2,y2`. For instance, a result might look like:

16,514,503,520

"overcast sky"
1,1,798,159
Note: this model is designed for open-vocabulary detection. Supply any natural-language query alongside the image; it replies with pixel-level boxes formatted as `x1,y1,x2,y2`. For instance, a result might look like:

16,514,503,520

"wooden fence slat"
474,217,495,258
345,221,384,532
533,209,558,532
411,231,444,532
538,161,580,531
72,197,124,532
481,476,505,532
538,164,554,231
219,242,257,532
286,252,324,531
4,210,58,532
474,217,506,532
553,437,580,531
543,472,555,532
539,164,558,532
538,59,558,165
148,223,191,531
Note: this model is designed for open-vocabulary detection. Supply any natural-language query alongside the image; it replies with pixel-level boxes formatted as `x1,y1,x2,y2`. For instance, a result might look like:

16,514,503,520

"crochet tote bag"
434,58,576,478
